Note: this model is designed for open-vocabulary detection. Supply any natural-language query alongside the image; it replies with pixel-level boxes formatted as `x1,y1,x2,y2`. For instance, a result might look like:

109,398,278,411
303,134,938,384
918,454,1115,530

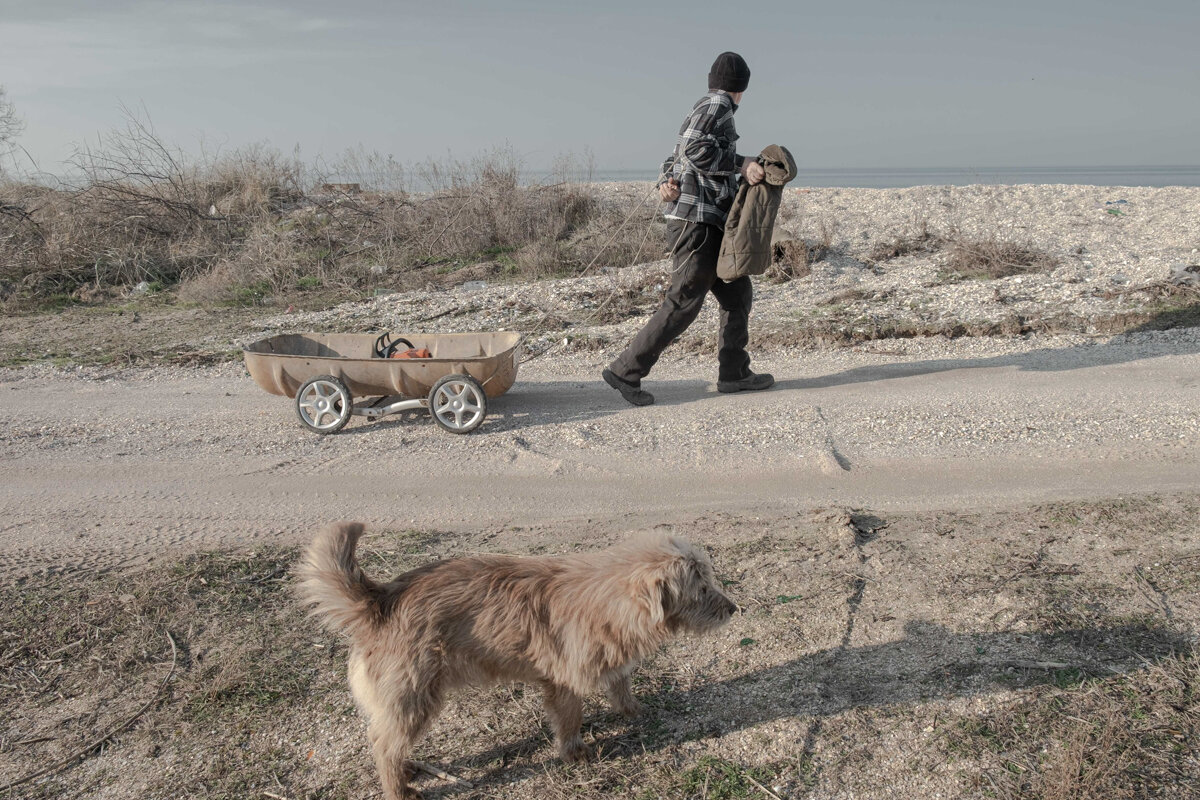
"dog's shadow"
426,619,1188,795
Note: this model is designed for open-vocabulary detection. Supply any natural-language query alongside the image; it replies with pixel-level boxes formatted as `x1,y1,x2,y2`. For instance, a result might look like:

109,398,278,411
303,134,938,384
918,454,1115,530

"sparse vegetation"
868,219,1059,281
677,756,778,799
946,655,1198,799
672,294,1200,354
0,546,344,799
0,113,657,311
868,219,942,262
3,163,1197,369
1,496,1197,799
767,238,819,281
767,217,838,282
944,236,1060,280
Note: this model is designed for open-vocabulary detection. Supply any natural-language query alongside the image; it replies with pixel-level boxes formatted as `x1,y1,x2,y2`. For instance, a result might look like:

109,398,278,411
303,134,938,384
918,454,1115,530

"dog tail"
296,522,381,636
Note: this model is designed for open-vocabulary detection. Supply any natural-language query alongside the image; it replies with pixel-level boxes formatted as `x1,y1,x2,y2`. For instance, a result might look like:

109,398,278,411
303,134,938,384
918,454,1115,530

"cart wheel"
295,375,353,434
429,374,487,434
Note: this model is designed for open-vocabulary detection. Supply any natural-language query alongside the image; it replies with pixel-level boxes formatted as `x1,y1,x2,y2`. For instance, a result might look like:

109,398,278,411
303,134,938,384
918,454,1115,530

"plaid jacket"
658,91,745,228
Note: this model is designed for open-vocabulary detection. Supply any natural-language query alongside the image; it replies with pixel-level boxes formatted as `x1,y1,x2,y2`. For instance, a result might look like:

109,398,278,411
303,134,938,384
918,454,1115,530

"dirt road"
3,330,1197,578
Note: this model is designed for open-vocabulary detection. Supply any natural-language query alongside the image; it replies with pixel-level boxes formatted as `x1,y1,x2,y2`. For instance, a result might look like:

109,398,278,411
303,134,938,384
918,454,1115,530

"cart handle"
373,333,416,359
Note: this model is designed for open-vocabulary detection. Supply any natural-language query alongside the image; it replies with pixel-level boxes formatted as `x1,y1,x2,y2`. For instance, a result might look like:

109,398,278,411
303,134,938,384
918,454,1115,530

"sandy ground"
2,327,1197,578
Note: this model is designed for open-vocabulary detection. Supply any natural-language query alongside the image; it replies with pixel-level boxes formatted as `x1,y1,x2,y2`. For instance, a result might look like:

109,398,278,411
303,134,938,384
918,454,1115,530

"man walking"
603,51,774,406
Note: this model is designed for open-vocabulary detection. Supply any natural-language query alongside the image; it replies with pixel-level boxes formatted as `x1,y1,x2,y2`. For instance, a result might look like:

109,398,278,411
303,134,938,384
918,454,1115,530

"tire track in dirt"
812,406,852,475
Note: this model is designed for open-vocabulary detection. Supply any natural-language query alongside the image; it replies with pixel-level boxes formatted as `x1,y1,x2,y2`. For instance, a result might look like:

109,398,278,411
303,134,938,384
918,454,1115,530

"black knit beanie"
708,52,750,93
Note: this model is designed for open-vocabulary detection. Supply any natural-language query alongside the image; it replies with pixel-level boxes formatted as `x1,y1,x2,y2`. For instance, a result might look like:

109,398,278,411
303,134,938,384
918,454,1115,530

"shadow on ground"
429,620,1190,796
334,378,713,437
329,305,1198,437
775,305,1200,392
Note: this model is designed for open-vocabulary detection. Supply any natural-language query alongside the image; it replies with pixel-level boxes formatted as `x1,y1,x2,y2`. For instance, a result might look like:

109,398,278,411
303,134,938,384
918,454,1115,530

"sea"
556,165,1200,188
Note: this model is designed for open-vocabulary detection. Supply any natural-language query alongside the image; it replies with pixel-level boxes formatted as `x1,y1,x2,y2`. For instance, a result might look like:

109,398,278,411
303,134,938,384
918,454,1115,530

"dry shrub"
764,217,838,282
390,149,599,264
817,216,838,249
0,181,50,299
767,239,815,281
1,111,307,307
67,114,301,261
291,150,630,285
869,219,942,261
318,145,408,194
946,237,1060,279
201,143,305,217
1,124,653,309
0,84,22,172
867,219,1059,282
512,239,565,279
562,203,663,273
176,224,306,305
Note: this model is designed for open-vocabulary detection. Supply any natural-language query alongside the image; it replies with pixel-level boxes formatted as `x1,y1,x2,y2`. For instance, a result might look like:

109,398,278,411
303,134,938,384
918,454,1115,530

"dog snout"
708,588,737,620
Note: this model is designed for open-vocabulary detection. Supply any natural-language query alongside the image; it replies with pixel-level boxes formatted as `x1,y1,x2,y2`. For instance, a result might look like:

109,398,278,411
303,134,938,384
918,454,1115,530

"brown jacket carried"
716,144,797,281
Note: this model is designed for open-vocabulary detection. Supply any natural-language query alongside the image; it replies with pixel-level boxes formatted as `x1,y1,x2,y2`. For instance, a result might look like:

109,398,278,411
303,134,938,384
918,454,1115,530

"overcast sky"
1,0,1197,175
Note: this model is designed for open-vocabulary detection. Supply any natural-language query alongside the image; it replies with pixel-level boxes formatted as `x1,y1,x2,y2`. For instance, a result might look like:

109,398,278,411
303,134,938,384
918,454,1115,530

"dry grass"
945,237,1061,280
766,219,838,283
946,655,1198,799
868,220,1059,282
766,239,818,282
0,119,653,311
0,546,342,799
0,126,307,307
668,296,1200,356
817,288,895,307
702,313,1059,352
868,219,942,262
1,496,1197,799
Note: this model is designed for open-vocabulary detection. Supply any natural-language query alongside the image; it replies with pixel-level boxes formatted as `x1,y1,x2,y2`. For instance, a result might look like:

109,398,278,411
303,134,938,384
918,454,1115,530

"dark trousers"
609,218,752,384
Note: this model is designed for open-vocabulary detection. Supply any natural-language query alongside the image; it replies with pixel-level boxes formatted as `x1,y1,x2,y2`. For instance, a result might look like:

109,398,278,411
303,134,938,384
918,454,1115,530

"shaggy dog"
297,522,736,800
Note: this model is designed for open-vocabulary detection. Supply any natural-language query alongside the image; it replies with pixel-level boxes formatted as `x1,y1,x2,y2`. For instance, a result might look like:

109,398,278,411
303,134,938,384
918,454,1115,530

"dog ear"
635,572,666,627
641,549,692,629
631,559,675,628
624,534,691,628
664,535,691,557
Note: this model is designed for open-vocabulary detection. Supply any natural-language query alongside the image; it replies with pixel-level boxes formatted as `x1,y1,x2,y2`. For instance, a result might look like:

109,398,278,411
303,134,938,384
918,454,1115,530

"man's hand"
659,178,681,203
740,159,765,185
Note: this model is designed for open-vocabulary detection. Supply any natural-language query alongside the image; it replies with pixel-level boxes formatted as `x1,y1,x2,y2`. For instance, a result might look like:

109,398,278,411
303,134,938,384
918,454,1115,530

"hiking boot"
602,368,654,406
717,371,775,393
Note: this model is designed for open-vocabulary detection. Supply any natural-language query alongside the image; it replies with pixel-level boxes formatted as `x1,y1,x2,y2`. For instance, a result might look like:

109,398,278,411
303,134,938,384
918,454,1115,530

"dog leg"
602,671,643,717
369,720,420,800
541,681,594,763
369,689,443,800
